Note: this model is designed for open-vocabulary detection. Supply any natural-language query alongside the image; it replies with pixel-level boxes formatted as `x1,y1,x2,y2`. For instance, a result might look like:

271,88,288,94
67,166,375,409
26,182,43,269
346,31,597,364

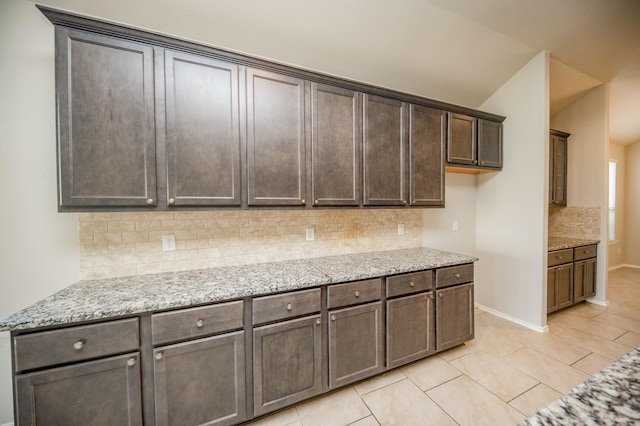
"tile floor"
248,267,640,426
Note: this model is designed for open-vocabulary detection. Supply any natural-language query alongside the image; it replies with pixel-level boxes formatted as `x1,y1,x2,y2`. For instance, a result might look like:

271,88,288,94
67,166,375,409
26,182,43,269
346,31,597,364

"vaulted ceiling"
33,0,640,144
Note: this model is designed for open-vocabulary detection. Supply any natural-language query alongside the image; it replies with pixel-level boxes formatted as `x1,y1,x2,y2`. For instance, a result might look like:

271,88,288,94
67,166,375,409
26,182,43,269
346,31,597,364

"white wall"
623,140,640,266
474,51,550,330
551,85,609,304
0,1,81,423
608,143,626,268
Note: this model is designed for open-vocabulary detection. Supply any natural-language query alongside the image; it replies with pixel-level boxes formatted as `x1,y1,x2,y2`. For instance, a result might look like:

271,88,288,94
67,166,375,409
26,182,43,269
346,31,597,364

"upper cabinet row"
51,13,503,211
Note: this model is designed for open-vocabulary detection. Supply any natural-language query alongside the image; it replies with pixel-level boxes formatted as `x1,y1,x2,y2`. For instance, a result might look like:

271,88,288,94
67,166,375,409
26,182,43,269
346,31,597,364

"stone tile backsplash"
79,210,422,280
548,206,601,240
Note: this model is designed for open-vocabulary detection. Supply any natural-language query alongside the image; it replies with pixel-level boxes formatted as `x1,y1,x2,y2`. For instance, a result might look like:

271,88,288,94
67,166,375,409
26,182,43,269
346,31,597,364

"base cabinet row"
547,245,597,314
12,267,474,426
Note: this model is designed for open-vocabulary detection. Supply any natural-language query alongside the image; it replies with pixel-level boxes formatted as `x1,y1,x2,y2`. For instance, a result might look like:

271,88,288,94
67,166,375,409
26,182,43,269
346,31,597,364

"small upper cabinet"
447,113,477,166
56,29,157,208
409,105,445,207
446,113,503,172
549,129,570,207
478,119,503,169
246,68,306,207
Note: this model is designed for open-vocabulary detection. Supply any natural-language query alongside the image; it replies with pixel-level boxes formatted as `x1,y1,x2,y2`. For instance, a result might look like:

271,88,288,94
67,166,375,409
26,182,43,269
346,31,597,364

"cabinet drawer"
574,244,597,261
328,278,382,309
386,271,433,298
548,249,574,267
435,264,474,289
152,300,243,345
14,318,139,372
253,289,321,325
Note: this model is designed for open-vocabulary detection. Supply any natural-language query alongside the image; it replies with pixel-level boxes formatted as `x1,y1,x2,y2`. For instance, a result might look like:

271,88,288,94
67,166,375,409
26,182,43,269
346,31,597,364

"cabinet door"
575,258,596,301
56,29,156,208
363,95,407,206
153,331,246,426
246,68,306,206
328,302,384,389
387,292,435,369
165,51,241,207
547,268,558,313
16,353,142,426
550,135,568,206
447,113,477,165
478,119,503,168
310,83,361,206
436,283,474,351
409,105,445,207
253,315,322,416
557,264,574,310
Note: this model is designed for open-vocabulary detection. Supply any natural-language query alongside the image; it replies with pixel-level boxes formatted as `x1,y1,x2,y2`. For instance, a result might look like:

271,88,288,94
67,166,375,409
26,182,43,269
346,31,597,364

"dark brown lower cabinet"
328,302,384,389
15,353,142,426
547,264,573,313
253,314,323,416
387,292,436,369
153,331,246,426
435,283,474,351
574,258,596,302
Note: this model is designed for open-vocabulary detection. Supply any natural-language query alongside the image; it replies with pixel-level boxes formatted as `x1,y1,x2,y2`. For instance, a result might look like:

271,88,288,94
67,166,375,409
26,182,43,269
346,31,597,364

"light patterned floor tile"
362,379,457,426
450,350,539,402
615,331,640,347
401,355,462,391
571,352,615,375
354,369,406,396
515,330,591,365
554,328,633,360
474,328,526,358
592,311,640,334
348,416,380,426
296,387,371,426
508,383,563,417
427,375,525,426
248,408,301,426
548,312,626,340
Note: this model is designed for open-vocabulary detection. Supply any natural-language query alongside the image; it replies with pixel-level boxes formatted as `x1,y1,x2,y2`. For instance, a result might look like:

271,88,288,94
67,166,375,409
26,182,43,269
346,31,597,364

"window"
608,160,617,242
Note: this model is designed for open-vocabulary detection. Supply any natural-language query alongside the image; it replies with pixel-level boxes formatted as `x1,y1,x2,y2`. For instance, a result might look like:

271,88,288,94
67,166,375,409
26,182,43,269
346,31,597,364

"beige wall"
623,140,640,266
608,143,626,268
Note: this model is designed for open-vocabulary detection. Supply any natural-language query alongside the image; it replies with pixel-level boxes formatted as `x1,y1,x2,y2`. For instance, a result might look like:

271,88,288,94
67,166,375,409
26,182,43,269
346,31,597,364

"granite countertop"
0,247,477,332
521,347,640,425
548,236,600,252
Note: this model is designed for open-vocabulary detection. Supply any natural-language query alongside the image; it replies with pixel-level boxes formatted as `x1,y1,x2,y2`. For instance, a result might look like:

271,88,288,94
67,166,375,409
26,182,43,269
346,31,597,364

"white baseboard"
476,303,548,333
1,422,14,426
587,298,609,307
621,263,640,269
608,264,625,271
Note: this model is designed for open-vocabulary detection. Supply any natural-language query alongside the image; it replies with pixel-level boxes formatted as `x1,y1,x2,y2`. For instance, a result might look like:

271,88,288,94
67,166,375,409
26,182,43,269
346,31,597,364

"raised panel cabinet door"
153,331,246,426
575,258,597,300
409,105,445,206
435,283,474,351
56,28,156,208
387,292,435,369
584,258,597,298
165,51,241,206
447,113,477,165
253,315,323,416
547,268,558,313
557,264,574,310
363,94,407,206
311,83,361,206
549,131,569,207
328,301,384,389
15,353,142,426
246,68,306,206
478,119,503,168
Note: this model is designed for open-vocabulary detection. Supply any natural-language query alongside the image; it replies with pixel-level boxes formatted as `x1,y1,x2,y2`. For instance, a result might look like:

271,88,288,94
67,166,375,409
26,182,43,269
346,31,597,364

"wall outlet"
398,224,405,235
162,235,176,251
306,227,315,241
452,221,459,231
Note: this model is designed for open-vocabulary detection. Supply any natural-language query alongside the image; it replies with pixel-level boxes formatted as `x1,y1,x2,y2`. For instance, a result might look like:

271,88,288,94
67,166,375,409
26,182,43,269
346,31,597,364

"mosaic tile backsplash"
548,206,601,240
79,210,422,280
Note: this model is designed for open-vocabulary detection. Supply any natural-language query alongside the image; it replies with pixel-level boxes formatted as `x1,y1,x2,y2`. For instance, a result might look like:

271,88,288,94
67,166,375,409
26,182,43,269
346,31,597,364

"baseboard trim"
587,298,609,307
1,421,15,426
476,303,548,333
608,264,625,271
621,263,640,269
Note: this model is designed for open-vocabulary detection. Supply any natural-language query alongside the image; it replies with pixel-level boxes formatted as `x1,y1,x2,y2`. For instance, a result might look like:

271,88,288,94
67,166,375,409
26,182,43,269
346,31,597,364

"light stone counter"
548,236,600,252
0,247,476,332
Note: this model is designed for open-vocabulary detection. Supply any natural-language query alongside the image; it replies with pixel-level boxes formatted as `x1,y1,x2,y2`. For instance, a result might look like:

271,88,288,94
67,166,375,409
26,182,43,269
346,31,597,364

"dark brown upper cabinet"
56,28,157,208
409,105,445,207
363,95,407,206
549,129,570,207
164,51,241,207
310,83,361,207
246,68,306,207
447,113,503,172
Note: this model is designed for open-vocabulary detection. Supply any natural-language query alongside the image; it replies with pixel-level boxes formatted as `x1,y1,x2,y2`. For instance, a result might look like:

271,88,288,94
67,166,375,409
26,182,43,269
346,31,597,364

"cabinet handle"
454,273,461,278
354,291,360,298
155,352,163,361
146,198,154,205
316,318,321,325
409,281,415,287
127,358,136,367
73,340,85,351
331,314,336,321
196,319,204,328
168,198,175,205
286,303,293,311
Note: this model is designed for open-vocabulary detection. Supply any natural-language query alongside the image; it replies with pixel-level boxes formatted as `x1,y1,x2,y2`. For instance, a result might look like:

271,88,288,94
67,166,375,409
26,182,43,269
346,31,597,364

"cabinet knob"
402,200,407,205
286,303,293,311
316,318,321,325
331,314,336,321
439,293,443,298
168,198,175,205
155,352,163,361
196,319,204,328
73,340,85,351
301,199,306,205
314,200,319,205
409,281,415,287
127,358,136,367
454,273,461,278
146,198,154,205
354,291,360,298
429,293,434,300
556,256,563,259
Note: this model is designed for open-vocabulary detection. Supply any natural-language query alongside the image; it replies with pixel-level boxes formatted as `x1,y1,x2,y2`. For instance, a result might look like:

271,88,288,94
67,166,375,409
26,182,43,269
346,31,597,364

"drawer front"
386,270,433,298
574,244,597,261
152,300,244,346
435,264,474,289
548,249,574,267
14,318,139,372
253,288,321,325
327,278,382,309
